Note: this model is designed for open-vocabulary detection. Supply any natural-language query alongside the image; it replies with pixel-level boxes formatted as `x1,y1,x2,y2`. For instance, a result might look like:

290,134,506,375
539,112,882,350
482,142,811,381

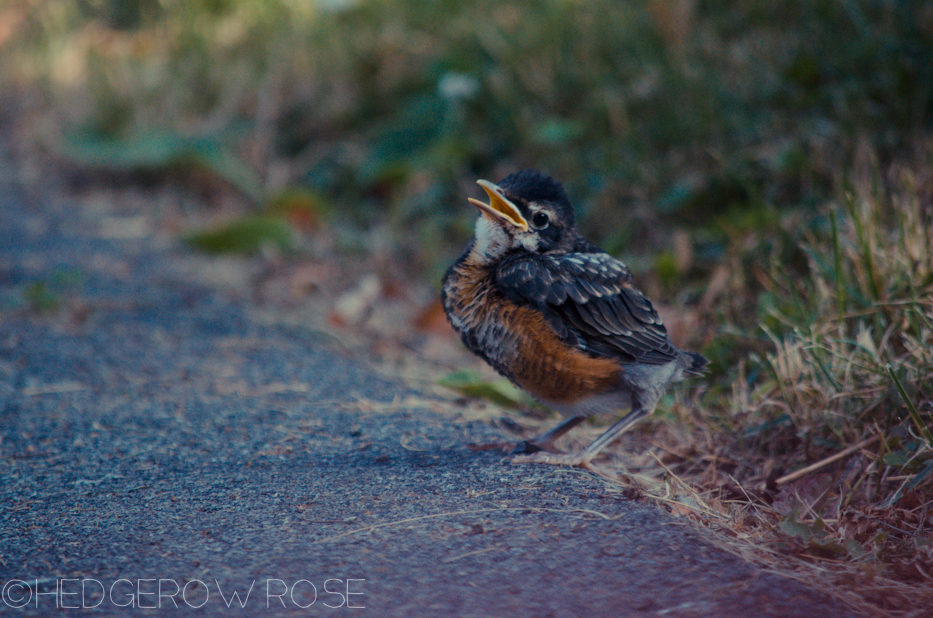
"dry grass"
616,151,933,617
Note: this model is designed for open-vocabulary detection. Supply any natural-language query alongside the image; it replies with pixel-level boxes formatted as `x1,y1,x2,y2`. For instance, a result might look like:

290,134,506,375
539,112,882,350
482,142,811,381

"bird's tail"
683,351,709,376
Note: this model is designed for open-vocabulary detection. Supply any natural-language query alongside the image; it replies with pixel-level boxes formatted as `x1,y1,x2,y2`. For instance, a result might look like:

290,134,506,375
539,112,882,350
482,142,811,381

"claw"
510,440,543,455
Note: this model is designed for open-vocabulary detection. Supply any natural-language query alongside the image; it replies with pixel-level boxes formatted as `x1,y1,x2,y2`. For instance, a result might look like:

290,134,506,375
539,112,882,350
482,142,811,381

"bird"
441,169,707,468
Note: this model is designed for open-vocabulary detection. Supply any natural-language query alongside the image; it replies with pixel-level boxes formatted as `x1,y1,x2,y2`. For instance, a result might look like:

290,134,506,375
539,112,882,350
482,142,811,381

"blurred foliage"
4,0,931,269
16,269,85,313
184,214,294,254
62,129,265,200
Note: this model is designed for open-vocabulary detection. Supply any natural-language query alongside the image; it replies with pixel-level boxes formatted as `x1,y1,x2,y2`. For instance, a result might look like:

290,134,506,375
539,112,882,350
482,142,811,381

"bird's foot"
510,440,542,455
511,439,566,455
509,451,595,469
467,441,519,452
469,439,565,454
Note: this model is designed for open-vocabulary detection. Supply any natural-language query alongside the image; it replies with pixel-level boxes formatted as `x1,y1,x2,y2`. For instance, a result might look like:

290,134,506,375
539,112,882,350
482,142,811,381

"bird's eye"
531,212,550,230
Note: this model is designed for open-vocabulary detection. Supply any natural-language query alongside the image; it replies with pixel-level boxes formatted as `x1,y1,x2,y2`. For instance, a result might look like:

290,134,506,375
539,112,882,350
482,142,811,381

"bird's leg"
468,415,585,453
511,406,651,468
511,415,586,455
576,407,649,463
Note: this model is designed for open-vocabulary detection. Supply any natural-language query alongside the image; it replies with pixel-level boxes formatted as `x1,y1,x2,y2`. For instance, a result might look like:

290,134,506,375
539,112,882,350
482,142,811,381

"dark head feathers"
498,170,573,217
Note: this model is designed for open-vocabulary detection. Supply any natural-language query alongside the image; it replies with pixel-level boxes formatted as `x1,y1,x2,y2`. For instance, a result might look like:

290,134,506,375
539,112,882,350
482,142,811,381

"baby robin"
442,169,707,467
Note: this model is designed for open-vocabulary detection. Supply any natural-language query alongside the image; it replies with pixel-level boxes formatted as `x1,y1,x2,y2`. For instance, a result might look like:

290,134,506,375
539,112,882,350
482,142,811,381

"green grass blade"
829,208,846,323
885,363,933,448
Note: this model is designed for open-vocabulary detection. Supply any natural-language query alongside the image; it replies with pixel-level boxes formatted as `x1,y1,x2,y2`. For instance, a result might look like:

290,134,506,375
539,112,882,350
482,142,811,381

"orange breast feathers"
502,303,622,404
445,256,621,405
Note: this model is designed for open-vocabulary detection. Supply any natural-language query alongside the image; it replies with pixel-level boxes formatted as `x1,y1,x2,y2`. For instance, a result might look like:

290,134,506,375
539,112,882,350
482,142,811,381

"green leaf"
778,519,823,540
883,450,911,467
778,514,828,542
184,140,264,203
184,215,294,255
808,536,846,555
438,370,528,408
61,129,187,169
844,539,869,560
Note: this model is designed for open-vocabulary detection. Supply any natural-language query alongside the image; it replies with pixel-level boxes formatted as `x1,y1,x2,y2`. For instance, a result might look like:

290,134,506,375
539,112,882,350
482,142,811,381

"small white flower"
437,72,480,100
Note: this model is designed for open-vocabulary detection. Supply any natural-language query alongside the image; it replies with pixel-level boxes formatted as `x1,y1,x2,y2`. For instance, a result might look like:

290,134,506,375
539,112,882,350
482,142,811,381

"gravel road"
0,143,856,616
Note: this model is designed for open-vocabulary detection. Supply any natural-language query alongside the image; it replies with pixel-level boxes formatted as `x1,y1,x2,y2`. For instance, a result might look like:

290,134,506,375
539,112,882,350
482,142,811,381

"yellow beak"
468,179,529,232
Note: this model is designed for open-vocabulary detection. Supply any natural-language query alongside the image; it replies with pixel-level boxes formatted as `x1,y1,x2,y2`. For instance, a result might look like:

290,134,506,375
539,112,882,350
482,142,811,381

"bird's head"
467,169,577,262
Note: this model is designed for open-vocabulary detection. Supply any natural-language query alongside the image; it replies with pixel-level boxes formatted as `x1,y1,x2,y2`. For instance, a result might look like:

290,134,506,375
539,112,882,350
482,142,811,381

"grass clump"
665,153,933,617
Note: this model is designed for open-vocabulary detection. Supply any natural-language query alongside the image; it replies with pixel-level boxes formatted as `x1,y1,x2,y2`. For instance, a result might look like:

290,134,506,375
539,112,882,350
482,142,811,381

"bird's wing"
495,251,679,364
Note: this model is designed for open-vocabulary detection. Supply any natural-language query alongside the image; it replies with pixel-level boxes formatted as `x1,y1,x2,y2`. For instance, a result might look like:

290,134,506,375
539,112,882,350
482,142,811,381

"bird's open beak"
468,180,529,232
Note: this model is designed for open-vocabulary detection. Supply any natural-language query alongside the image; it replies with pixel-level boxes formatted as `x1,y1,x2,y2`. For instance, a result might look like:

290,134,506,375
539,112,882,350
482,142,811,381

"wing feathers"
496,252,678,365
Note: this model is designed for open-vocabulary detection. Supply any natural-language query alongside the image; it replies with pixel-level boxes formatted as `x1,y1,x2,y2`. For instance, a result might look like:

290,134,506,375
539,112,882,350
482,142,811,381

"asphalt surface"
0,147,858,616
